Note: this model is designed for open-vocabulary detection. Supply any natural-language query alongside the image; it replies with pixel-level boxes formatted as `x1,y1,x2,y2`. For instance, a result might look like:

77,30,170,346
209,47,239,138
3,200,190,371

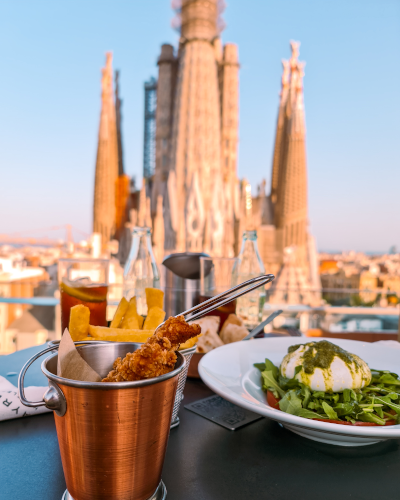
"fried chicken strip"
102,315,201,382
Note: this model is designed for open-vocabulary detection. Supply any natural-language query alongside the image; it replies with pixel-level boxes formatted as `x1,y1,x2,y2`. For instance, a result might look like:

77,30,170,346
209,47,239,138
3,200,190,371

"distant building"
319,251,400,307
7,307,50,352
0,258,48,354
320,268,361,304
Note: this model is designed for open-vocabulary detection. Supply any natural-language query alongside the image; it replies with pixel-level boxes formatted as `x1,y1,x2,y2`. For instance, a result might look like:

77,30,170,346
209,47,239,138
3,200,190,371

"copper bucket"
19,342,185,500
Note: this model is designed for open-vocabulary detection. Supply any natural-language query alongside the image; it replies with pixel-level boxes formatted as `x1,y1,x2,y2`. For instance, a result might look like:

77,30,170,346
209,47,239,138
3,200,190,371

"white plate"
198,337,400,447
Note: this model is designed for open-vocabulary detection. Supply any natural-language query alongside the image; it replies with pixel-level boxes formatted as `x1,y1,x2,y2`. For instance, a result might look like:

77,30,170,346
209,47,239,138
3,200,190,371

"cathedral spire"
180,0,219,42
289,40,300,68
166,0,222,253
93,52,119,248
273,41,308,265
115,70,124,177
270,59,290,205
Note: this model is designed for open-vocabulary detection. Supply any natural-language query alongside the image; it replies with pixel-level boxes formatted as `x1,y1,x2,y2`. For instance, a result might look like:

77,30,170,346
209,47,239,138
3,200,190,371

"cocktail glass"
58,258,109,333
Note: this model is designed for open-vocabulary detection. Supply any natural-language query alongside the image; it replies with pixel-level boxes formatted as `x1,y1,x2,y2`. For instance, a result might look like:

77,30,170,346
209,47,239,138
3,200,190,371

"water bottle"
233,230,266,329
123,227,160,316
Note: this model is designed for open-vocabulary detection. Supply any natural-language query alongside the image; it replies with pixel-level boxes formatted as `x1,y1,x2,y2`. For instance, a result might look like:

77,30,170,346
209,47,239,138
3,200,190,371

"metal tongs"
47,274,276,346
156,274,275,331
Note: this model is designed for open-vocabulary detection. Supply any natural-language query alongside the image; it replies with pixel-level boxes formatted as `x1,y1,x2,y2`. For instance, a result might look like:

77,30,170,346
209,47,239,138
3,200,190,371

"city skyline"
0,0,399,252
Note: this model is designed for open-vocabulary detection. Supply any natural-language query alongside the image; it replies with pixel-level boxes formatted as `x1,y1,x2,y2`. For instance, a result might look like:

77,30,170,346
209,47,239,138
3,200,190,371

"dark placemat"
185,394,263,430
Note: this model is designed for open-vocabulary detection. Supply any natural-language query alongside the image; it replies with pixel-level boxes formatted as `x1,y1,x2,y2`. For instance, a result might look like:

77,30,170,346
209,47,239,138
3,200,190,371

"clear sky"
0,0,399,252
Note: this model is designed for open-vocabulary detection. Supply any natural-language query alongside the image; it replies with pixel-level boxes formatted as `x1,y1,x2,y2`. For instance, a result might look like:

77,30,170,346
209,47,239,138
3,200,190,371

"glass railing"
0,286,398,355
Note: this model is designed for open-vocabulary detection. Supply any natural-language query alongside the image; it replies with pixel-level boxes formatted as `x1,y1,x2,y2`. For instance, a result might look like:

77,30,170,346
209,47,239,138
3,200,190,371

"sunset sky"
0,0,399,252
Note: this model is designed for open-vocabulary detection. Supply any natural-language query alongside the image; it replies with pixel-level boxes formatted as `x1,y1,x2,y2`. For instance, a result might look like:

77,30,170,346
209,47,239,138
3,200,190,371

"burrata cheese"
280,341,371,392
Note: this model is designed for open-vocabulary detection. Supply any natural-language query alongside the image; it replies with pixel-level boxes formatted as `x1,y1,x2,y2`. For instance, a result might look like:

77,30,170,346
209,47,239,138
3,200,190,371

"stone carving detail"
186,171,205,252
209,172,225,256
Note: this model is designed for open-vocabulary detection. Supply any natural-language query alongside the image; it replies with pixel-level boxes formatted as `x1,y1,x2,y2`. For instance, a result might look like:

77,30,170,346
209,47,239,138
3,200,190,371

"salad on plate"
256,340,400,426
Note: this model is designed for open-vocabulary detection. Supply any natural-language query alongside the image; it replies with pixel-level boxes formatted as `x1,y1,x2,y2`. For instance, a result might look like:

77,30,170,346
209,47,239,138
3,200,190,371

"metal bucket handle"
18,341,101,417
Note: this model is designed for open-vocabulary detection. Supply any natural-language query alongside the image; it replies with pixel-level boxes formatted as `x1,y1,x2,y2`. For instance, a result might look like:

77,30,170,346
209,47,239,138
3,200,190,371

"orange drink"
58,258,109,333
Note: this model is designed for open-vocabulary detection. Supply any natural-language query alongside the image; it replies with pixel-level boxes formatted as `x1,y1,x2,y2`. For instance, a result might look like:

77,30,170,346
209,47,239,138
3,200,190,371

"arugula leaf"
333,402,360,417
332,393,340,404
264,358,279,379
254,363,266,372
301,385,311,408
358,412,386,426
374,396,400,415
322,401,339,420
254,359,279,377
262,371,286,398
343,389,351,403
379,373,400,386
383,411,398,423
279,389,302,415
278,375,301,391
350,389,358,401
312,391,325,399
278,374,301,391
294,365,303,376
371,369,395,376
295,408,328,420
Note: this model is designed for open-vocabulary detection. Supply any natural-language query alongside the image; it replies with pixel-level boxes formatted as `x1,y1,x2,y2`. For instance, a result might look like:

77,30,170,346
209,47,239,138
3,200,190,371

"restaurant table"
1,345,400,500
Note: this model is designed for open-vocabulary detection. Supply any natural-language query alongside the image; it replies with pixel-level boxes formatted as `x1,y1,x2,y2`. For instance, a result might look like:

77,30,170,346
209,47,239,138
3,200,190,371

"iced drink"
60,278,108,333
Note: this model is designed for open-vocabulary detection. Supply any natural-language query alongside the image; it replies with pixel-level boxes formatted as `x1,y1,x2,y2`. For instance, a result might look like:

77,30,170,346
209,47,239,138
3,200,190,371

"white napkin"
0,376,50,421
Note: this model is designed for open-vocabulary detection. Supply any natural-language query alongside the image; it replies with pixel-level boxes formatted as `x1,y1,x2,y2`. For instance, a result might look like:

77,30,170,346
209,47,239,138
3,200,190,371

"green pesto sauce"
288,340,360,375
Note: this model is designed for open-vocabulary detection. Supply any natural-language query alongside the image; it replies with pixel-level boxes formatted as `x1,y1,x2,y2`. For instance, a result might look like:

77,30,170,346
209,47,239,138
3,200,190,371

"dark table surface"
1,346,400,500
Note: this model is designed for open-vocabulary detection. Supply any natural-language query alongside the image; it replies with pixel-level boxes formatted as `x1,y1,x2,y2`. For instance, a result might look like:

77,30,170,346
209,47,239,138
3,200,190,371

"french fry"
179,334,202,350
145,288,164,310
69,304,90,341
110,297,129,328
143,306,166,330
89,325,154,343
120,297,140,329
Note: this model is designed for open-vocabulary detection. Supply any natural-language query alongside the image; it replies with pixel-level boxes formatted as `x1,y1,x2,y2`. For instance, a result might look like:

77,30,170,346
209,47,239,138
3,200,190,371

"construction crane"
0,224,88,246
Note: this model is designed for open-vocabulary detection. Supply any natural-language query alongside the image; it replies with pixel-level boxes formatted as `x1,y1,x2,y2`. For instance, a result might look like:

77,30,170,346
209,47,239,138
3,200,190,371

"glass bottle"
233,230,266,329
123,227,160,316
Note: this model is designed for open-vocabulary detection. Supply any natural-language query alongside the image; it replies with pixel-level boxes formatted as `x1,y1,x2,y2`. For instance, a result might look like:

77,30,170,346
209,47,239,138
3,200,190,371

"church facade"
91,0,321,304
151,0,239,258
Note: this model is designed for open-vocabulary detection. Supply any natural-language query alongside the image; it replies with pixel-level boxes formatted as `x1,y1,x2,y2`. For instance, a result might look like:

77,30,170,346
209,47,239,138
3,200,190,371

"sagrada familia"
92,0,321,305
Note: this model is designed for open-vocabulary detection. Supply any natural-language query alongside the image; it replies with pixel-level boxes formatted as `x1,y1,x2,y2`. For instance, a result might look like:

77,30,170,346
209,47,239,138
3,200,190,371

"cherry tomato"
266,390,281,410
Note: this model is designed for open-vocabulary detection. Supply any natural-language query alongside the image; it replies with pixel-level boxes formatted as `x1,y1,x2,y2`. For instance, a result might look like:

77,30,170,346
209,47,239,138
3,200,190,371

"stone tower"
253,41,321,304
270,60,290,206
273,42,308,266
255,41,309,274
115,70,124,178
93,53,119,247
151,0,239,258
220,43,240,256
114,69,131,240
